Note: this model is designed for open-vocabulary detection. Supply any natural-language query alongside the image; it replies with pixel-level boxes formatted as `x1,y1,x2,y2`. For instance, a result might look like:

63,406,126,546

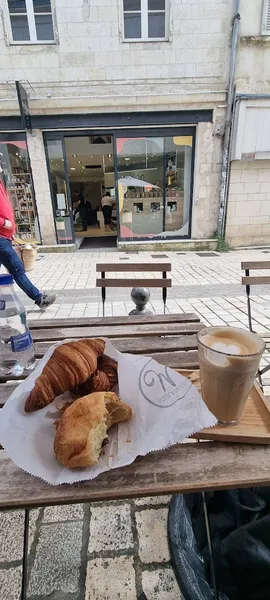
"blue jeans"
0,237,41,303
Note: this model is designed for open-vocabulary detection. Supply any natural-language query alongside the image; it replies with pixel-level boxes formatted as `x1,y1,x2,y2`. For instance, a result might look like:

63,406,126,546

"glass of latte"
197,326,265,425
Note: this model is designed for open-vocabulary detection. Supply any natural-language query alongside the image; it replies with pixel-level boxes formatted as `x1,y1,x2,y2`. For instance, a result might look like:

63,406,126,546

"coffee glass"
197,326,265,425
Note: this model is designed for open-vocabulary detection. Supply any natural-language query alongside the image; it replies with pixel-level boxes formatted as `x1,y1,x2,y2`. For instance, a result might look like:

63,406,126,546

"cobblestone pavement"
1,248,270,599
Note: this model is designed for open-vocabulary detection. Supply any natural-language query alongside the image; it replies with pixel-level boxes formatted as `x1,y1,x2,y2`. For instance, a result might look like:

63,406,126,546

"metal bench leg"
101,271,106,318
21,508,30,600
245,270,253,332
202,492,219,600
162,271,167,315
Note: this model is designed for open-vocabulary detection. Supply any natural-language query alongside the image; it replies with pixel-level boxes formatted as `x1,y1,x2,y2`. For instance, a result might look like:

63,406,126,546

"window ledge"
122,38,169,43
8,40,57,46
240,35,270,46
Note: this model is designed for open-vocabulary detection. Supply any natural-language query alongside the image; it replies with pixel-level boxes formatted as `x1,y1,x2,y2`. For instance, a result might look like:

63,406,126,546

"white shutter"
262,0,270,35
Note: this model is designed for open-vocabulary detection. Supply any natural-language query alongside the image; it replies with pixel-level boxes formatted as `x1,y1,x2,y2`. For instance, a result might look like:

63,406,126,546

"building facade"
0,0,268,248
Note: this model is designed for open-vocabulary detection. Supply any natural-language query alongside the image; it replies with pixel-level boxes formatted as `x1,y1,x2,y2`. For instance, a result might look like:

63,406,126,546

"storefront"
0,133,40,243
0,109,214,247
44,126,196,245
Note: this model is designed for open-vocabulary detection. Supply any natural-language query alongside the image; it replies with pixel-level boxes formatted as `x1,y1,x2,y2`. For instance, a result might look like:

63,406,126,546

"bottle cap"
0,274,14,285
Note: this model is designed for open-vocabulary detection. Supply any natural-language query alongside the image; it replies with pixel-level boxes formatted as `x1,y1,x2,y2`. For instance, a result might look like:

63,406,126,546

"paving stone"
0,512,23,562
85,556,136,600
43,504,84,522
28,521,83,596
142,567,184,600
89,503,133,553
135,508,170,563
0,566,22,600
135,495,171,506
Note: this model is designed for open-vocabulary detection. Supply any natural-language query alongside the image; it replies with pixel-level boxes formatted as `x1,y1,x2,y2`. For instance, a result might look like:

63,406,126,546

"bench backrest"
96,263,172,315
96,263,172,289
241,261,270,286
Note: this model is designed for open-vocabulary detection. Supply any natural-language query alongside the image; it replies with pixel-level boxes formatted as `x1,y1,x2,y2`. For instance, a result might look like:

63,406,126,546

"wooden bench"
96,263,171,316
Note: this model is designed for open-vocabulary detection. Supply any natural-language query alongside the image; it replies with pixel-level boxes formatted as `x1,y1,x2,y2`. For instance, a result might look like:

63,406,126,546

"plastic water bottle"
0,274,36,375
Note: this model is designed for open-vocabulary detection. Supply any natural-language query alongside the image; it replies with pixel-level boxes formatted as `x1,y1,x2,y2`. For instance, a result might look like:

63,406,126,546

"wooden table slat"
30,322,204,342
0,350,199,389
31,334,199,358
0,443,269,509
28,313,200,330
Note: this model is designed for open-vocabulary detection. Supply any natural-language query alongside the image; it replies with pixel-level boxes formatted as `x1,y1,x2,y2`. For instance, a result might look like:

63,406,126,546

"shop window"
0,137,41,242
7,0,55,43
262,0,270,35
116,134,194,240
123,0,167,41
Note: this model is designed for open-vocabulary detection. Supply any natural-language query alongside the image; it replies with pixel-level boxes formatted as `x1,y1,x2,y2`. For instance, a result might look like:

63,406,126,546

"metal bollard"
129,287,153,315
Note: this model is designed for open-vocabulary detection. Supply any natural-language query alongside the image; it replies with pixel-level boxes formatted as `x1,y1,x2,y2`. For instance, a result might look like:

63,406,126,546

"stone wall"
192,118,223,239
26,131,57,245
0,0,232,115
226,160,270,247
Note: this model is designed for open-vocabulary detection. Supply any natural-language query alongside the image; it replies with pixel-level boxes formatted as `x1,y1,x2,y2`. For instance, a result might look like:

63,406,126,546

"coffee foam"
202,328,260,357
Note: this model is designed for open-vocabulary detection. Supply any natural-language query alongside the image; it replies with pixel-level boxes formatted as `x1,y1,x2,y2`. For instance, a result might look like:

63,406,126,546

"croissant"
54,391,132,468
25,338,105,413
72,355,118,397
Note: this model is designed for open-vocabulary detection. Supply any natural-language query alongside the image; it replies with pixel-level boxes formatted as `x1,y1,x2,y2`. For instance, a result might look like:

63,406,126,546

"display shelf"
7,171,37,242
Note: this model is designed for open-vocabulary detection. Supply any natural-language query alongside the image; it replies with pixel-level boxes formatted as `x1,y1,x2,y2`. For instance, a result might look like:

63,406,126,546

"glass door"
45,139,74,244
116,131,195,240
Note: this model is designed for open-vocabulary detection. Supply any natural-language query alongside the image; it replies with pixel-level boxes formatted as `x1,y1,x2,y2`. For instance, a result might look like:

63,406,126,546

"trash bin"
168,489,270,600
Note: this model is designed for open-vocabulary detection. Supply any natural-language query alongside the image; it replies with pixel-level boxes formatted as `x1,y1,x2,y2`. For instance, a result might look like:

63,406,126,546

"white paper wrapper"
0,339,217,485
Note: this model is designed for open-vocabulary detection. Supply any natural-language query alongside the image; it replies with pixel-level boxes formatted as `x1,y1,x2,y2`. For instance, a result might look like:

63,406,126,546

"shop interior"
47,135,117,244
46,132,194,245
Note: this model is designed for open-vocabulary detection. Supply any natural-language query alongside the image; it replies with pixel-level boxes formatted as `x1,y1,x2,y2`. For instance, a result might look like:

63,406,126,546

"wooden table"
1,313,270,599
1,312,270,505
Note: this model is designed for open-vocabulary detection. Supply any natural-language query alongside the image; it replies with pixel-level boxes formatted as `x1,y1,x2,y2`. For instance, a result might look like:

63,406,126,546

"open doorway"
64,135,117,240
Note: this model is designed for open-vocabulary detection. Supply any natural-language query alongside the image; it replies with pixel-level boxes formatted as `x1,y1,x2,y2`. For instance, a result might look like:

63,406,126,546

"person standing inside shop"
77,188,88,232
101,191,113,232
0,180,56,309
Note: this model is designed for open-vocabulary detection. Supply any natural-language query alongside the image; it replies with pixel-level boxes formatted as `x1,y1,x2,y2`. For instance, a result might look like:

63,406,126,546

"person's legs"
0,238,56,308
79,206,88,231
102,207,109,231
0,238,41,302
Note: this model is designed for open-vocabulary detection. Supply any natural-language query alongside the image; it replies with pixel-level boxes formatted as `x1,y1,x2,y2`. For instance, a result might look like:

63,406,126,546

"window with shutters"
6,0,55,43
261,0,270,35
122,0,168,41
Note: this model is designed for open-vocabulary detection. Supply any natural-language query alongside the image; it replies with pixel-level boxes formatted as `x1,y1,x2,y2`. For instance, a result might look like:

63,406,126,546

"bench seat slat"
96,278,171,288
242,276,270,286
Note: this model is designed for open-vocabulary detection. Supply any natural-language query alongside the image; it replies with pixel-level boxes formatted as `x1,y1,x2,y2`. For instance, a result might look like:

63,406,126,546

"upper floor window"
123,0,167,41
7,0,54,43
262,0,270,35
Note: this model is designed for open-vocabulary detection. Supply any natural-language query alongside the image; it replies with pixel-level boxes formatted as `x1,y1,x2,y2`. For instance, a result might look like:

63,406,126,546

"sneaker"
37,293,57,310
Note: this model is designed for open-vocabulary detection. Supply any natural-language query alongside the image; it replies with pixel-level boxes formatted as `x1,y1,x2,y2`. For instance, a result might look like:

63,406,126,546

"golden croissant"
54,391,132,468
24,338,105,413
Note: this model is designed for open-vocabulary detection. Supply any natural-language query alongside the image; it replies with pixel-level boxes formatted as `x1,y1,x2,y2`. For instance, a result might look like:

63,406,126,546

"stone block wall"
226,160,270,247
26,131,57,246
192,118,223,239
0,0,232,114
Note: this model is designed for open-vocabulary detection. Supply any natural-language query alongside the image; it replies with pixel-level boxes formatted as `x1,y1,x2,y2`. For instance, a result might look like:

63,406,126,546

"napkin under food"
0,339,217,485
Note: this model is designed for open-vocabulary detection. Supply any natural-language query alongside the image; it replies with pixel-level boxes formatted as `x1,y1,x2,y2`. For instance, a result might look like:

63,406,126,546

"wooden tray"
176,369,270,445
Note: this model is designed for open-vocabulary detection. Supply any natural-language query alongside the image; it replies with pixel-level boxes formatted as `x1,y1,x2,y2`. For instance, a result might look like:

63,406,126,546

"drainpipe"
217,0,241,237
